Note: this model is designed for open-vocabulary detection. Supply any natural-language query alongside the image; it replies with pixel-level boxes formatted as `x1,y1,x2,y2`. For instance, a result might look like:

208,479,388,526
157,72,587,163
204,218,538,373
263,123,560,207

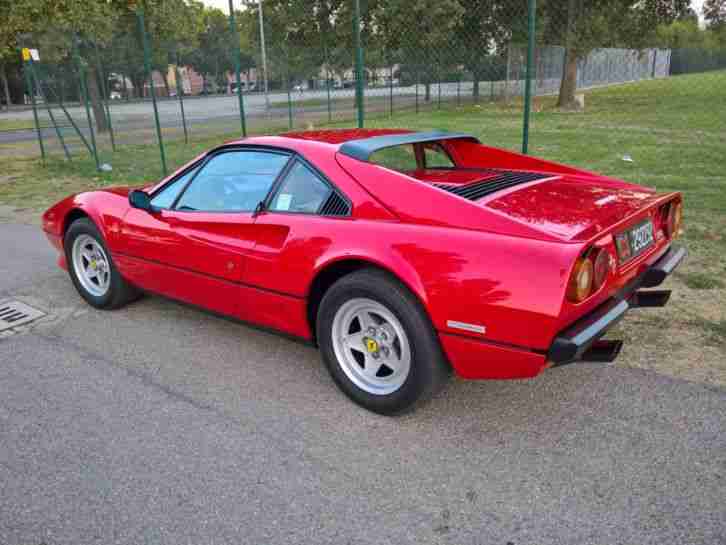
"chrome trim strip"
446,320,486,335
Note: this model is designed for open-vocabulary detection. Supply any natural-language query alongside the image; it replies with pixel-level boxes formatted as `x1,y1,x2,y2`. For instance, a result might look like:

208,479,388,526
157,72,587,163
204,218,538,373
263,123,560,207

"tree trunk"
162,69,171,97
556,48,580,110
557,0,581,111
424,82,431,102
472,78,479,101
133,75,144,99
86,68,109,132
0,63,11,110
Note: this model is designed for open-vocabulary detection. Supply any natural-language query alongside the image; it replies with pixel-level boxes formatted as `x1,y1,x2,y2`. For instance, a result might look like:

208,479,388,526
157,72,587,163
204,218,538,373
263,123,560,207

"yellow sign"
21,48,31,61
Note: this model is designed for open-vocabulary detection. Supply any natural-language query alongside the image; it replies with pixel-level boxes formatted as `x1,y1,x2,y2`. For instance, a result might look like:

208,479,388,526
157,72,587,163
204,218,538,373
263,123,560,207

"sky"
201,0,706,19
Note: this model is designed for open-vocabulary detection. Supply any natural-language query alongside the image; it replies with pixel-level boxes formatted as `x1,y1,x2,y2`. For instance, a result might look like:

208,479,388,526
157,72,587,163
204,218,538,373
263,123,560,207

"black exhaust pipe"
631,290,671,308
580,340,623,363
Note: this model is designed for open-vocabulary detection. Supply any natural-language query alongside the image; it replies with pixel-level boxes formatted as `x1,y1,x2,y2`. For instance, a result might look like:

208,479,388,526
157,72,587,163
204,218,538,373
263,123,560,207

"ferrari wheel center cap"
364,337,379,354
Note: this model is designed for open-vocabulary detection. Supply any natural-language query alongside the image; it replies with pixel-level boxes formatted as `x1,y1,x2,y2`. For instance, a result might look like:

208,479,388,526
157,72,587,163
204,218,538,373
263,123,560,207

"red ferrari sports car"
42,129,685,414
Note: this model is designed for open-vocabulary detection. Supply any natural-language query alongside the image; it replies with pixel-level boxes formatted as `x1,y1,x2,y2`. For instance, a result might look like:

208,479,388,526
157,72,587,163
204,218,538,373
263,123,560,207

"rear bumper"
547,244,686,366
439,333,548,380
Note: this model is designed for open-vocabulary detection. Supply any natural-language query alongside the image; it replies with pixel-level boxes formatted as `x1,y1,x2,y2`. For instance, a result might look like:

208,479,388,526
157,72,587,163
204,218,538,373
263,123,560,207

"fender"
310,248,431,309
42,188,133,253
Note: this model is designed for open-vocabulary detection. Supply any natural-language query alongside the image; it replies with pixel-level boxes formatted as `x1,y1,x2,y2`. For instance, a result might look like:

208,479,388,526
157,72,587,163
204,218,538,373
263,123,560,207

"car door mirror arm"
252,200,266,218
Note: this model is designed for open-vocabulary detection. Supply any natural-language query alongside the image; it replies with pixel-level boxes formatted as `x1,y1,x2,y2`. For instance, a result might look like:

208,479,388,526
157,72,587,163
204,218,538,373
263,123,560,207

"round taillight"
567,257,594,303
592,249,610,290
667,201,682,239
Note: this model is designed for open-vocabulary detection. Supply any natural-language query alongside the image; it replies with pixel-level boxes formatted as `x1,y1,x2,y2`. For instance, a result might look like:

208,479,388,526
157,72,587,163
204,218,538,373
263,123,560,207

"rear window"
369,144,417,172
369,142,454,172
423,143,454,168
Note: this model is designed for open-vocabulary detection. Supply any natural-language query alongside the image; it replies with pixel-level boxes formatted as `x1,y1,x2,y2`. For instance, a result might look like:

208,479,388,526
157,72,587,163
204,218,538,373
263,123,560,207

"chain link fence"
5,0,725,173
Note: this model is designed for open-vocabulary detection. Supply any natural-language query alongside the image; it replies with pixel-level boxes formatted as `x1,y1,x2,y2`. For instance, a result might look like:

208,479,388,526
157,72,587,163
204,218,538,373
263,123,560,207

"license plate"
615,219,654,263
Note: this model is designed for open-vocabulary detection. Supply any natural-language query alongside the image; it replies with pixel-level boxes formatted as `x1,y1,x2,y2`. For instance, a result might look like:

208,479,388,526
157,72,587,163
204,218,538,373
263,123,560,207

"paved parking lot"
1,222,725,545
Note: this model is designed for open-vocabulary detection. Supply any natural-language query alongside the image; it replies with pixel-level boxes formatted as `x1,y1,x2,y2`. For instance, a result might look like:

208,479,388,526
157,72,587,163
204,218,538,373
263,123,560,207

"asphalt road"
0,82,482,146
1,222,725,544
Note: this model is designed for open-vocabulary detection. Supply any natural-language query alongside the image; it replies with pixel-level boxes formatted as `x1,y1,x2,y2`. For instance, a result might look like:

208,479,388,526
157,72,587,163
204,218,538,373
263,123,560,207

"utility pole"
257,0,270,113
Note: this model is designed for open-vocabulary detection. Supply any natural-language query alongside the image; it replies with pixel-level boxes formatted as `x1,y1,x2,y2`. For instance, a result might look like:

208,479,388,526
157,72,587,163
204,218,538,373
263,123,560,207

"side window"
423,143,454,168
269,161,332,214
175,151,289,212
369,144,418,172
150,165,200,210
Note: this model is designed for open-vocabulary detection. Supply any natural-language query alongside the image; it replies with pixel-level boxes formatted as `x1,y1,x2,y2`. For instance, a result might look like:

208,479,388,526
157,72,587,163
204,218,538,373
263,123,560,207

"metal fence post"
353,0,364,128
228,0,247,137
257,0,270,113
29,61,71,161
22,55,46,164
93,42,116,152
437,74,441,109
321,35,332,123
73,35,100,171
175,50,189,144
286,63,293,130
389,64,394,117
326,68,332,123
522,0,536,155
137,8,167,176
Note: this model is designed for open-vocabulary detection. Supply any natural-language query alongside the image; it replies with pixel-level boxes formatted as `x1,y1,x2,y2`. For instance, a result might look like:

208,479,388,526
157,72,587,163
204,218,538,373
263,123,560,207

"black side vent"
320,191,350,216
433,170,552,201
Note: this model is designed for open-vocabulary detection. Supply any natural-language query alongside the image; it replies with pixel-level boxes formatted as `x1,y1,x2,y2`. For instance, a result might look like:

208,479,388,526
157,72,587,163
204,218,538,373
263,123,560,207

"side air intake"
320,191,350,216
433,170,552,201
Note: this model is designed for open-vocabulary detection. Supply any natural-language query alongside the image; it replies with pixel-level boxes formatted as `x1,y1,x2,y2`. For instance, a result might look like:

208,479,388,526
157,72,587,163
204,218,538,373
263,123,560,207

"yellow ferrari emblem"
365,338,379,353
90,260,97,270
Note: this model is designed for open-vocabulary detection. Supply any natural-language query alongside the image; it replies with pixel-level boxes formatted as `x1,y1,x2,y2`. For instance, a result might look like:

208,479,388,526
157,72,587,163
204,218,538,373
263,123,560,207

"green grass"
677,271,725,290
0,118,36,131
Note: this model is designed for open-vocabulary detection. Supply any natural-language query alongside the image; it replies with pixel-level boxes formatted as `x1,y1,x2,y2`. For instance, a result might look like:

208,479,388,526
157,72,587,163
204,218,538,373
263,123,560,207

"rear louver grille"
320,192,350,216
433,170,552,201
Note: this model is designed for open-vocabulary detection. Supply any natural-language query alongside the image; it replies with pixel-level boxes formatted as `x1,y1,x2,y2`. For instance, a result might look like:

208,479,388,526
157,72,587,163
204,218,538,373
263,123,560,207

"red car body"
42,129,685,380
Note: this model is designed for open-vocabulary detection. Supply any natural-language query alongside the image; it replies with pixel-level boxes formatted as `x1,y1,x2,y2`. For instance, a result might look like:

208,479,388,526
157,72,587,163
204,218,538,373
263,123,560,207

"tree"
373,0,463,102
537,0,690,110
0,0,48,109
452,0,527,100
657,17,705,49
704,0,726,29
183,7,234,93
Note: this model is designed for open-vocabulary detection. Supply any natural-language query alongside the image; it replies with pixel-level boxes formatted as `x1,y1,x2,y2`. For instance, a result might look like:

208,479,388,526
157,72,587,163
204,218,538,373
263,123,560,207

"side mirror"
129,189,152,212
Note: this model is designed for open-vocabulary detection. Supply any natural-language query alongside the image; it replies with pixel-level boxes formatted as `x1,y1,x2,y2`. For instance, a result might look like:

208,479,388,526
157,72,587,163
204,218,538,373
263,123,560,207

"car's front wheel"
64,218,140,309
317,269,449,415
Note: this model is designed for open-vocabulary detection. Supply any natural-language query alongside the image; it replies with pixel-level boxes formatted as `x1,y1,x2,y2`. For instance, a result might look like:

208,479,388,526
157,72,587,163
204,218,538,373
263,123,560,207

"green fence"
7,0,725,174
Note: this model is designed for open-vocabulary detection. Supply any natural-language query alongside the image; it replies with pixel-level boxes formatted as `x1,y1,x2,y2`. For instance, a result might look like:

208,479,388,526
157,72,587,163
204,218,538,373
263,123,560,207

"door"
243,158,345,337
117,148,291,317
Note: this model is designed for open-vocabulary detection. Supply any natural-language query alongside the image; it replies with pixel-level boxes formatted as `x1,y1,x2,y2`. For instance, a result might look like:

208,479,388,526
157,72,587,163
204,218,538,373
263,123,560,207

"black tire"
64,217,140,310
316,268,450,415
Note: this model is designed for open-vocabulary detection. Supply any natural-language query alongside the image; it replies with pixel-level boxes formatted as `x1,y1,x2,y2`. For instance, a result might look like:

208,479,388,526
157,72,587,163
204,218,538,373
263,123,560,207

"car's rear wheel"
317,269,449,415
65,218,140,309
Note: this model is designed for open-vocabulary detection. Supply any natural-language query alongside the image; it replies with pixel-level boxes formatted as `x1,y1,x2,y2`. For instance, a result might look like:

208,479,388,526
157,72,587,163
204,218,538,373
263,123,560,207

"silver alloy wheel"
71,234,111,297
331,297,412,395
